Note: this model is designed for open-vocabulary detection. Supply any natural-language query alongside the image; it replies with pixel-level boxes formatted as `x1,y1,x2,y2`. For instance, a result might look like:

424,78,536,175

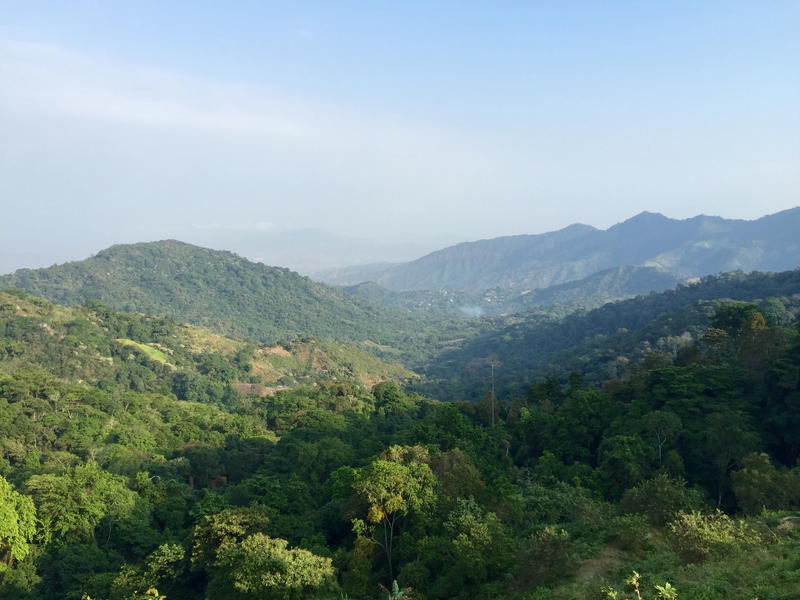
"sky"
1,1,798,274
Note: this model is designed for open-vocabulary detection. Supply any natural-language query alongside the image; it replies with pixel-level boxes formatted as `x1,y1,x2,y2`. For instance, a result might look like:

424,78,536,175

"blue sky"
1,1,798,272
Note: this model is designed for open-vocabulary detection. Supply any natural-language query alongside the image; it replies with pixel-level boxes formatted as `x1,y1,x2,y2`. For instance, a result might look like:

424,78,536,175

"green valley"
4,5,798,598
1,262,800,599
1,222,800,600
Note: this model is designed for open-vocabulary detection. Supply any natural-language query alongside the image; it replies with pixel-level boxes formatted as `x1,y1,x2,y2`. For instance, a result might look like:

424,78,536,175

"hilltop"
0,240,467,354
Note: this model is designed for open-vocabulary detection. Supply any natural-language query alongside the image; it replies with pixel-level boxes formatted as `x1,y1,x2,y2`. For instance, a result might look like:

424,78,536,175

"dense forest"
420,269,800,401
0,241,482,361
1,266,800,599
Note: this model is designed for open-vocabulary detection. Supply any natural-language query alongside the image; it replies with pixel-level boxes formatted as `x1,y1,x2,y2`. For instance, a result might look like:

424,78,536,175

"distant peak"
562,222,597,232
93,240,242,263
628,211,669,221
607,211,672,231
756,206,800,220
100,239,195,250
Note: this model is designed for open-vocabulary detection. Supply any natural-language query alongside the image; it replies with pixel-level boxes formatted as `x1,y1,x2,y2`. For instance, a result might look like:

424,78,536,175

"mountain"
498,264,684,312
316,208,800,292
343,265,684,317
0,240,456,350
417,268,800,401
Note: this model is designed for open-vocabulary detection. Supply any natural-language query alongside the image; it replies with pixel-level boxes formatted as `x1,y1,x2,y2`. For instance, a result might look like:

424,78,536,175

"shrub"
730,453,800,515
620,474,705,525
600,571,678,599
608,514,650,552
667,510,759,561
517,527,576,587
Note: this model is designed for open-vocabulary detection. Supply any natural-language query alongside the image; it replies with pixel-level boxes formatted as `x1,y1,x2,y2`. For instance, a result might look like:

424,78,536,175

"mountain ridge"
314,208,800,292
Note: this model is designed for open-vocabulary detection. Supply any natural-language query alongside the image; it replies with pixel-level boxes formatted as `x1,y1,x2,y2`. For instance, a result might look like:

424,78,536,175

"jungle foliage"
0,275,799,598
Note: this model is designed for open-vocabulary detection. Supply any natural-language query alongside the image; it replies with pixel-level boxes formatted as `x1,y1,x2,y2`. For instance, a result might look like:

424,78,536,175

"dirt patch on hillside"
264,345,292,357
575,545,623,585
234,383,288,397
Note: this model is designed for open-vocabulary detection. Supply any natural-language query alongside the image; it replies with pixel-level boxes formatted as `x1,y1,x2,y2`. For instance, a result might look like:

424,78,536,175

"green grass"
115,338,171,365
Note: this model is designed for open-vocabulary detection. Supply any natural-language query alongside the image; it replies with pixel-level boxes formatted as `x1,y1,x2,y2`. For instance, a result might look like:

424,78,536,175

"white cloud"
0,40,310,139
0,39,499,166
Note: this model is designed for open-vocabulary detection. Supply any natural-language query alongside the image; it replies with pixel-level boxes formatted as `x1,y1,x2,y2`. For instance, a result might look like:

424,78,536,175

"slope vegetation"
2,284,800,600
0,289,415,400
0,240,449,349
419,269,800,400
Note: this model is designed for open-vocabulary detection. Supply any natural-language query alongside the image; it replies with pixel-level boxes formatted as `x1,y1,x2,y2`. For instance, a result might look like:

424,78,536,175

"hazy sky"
1,1,798,273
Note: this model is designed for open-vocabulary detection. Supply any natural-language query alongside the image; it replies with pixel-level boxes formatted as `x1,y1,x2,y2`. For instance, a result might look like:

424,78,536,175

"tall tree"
353,445,437,582
0,475,36,568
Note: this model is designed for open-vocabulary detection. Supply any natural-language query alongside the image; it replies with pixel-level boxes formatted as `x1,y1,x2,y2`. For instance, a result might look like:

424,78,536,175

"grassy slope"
0,289,415,391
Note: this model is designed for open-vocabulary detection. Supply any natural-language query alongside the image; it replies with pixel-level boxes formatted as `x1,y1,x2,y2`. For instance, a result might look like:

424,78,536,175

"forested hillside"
318,208,800,292
0,241,470,353
0,290,414,400
1,285,800,599
419,269,800,401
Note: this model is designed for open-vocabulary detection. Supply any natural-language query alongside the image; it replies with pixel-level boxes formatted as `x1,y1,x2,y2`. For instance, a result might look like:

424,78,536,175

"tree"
213,533,334,600
598,435,652,498
372,382,405,407
443,497,512,585
352,446,437,582
704,411,758,507
730,452,800,514
620,474,705,526
0,475,36,568
711,303,761,335
191,506,271,570
192,507,333,599
25,461,136,541
641,411,682,464
379,580,414,599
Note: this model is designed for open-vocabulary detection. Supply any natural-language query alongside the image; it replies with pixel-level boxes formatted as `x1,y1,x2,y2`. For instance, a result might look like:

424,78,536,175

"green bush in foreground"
667,510,760,562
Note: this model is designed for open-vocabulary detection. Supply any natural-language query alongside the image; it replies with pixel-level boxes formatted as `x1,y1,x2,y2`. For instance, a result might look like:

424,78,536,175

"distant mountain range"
183,227,440,275
315,208,800,292
344,265,684,317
